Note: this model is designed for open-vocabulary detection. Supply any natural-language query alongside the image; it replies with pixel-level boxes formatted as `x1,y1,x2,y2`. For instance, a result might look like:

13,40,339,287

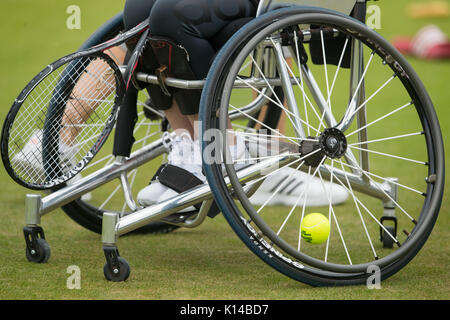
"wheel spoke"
233,152,302,164
270,38,327,132
231,130,316,142
133,130,161,145
347,159,417,222
257,160,305,214
298,167,312,251
249,54,307,137
278,157,326,237
229,103,303,146
339,160,424,195
317,168,352,265
347,101,413,138
249,55,284,106
244,148,322,190
348,52,375,111
324,161,334,262
345,74,397,123
244,156,305,189
320,29,331,110
349,131,423,146
337,159,378,260
328,37,349,109
325,165,399,244
349,145,427,165
84,153,115,170
317,37,350,133
293,31,311,136
234,76,320,135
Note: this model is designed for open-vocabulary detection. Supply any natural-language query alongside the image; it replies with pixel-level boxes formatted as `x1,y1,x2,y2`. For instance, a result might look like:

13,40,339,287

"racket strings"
8,55,120,186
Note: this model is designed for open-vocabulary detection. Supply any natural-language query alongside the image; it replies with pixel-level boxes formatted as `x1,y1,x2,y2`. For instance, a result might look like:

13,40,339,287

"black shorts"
123,0,257,114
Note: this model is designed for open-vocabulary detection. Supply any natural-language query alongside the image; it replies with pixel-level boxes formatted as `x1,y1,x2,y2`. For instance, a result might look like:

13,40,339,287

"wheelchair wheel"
200,7,444,286
59,12,282,234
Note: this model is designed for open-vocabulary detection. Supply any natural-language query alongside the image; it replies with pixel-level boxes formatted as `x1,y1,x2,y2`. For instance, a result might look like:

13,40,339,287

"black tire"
26,238,51,263
200,7,444,286
103,257,131,282
382,226,396,249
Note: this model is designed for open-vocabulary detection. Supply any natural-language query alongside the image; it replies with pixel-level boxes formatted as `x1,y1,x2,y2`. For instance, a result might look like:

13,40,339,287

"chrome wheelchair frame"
19,0,444,285
26,0,386,234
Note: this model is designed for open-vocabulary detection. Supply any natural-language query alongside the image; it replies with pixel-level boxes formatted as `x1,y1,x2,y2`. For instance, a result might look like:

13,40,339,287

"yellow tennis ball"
301,213,330,244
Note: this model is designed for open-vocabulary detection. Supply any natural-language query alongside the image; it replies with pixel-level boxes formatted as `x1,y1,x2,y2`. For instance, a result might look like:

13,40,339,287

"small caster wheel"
103,257,130,282
381,226,396,249
26,238,51,263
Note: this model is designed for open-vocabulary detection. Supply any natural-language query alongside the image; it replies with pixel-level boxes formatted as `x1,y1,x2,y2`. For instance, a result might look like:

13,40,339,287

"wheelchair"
1,0,444,286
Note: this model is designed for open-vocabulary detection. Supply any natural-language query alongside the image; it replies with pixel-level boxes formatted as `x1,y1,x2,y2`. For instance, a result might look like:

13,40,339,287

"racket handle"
113,86,138,157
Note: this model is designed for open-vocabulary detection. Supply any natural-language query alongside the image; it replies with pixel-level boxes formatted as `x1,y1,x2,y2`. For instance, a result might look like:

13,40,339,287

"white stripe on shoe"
250,167,348,207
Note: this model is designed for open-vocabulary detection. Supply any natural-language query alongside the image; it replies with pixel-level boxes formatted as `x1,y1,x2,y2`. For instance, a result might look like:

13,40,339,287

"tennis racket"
1,21,149,190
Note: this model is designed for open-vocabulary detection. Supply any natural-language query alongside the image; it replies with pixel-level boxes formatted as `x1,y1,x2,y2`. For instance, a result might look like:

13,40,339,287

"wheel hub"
319,128,347,159
299,128,347,167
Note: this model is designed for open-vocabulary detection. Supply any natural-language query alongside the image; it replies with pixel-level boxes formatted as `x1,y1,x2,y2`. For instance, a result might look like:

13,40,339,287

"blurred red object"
392,25,450,59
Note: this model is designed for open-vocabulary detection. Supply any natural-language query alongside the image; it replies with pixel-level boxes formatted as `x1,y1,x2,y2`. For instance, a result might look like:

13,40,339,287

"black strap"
249,0,260,10
151,164,220,217
156,164,204,211
149,36,202,115
151,164,167,182
158,164,204,193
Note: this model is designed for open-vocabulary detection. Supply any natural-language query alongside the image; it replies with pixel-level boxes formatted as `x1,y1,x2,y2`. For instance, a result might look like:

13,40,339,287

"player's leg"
137,0,258,208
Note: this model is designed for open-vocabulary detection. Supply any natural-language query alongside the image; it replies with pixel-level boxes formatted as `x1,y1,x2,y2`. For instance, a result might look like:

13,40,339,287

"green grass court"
0,0,449,299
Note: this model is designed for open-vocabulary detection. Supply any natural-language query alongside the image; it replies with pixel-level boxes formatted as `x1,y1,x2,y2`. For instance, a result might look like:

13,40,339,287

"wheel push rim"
209,11,444,275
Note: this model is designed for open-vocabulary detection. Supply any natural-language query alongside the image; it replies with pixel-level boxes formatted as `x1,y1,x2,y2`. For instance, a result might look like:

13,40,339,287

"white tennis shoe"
137,133,250,210
12,129,92,201
249,167,348,207
137,133,205,211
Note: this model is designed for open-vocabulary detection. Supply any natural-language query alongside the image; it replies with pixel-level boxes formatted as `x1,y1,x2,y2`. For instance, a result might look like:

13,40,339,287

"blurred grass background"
0,0,449,299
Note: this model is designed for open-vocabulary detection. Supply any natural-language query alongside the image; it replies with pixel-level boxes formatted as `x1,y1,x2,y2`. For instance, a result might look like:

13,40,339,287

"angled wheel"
25,238,51,263
381,226,396,249
200,7,444,286
103,257,131,282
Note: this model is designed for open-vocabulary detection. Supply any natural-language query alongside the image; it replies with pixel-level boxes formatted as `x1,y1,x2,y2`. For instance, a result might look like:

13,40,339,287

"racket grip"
113,86,138,157
123,28,150,90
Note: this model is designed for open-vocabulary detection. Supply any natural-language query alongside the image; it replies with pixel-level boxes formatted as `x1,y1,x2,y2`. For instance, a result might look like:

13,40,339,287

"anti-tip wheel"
103,257,131,282
381,226,396,249
25,238,51,263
